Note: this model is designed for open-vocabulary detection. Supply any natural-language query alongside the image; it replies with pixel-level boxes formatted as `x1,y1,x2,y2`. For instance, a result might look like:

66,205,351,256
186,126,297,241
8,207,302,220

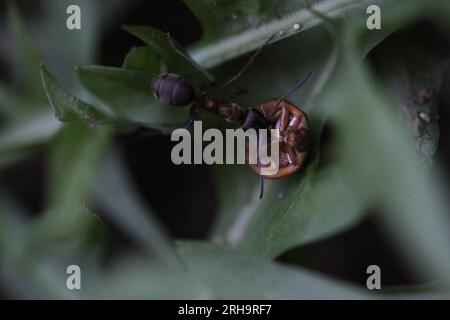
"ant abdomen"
152,73,195,106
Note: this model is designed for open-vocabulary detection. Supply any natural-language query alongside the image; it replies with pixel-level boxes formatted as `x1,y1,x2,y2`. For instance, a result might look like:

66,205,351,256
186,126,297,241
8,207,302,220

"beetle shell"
249,99,310,179
152,73,195,106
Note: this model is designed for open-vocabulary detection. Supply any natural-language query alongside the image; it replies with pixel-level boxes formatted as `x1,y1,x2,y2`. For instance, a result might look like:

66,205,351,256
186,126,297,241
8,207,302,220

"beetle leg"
287,114,302,132
279,105,290,134
285,144,299,165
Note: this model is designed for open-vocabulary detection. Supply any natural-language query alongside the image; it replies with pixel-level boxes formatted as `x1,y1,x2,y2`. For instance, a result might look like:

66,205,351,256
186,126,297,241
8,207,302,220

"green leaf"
177,241,368,299
236,166,367,257
0,84,22,119
317,20,450,280
123,46,161,75
85,256,209,299
0,194,28,258
0,196,42,298
94,151,180,266
123,25,199,75
14,124,110,298
185,0,386,68
380,282,450,299
372,32,448,168
7,2,43,102
29,123,111,245
76,66,188,127
0,152,26,171
0,111,61,156
0,121,112,298
40,64,108,127
209,166,259,238
47,123,112,206
40,0,129,87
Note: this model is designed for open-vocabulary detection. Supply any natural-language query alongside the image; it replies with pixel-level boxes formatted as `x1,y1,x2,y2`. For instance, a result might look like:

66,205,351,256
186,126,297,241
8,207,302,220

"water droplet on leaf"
418,111,431,123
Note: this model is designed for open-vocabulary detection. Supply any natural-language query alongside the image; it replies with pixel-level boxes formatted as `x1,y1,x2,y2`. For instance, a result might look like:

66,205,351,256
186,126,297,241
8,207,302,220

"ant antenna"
223,88,249,100
259,175,265,199
255,132,266,200
167,33,216,83
275,72,312,107
217,35,276,91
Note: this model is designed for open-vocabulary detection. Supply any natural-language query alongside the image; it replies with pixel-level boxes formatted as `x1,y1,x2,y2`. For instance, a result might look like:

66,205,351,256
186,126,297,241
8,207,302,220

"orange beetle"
248,98,310,179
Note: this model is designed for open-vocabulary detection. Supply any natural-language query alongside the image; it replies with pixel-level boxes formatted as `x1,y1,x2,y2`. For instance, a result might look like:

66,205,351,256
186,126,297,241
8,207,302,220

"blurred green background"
0,0,449,299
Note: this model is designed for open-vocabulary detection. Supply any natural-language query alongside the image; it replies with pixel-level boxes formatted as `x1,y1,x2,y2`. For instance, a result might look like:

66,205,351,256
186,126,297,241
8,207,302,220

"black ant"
151,34,273,130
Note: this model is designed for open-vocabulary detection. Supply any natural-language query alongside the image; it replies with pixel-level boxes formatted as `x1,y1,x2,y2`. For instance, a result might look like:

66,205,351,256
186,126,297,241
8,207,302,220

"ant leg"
216,34,276,91
183,107,202,130
167,33,216,83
